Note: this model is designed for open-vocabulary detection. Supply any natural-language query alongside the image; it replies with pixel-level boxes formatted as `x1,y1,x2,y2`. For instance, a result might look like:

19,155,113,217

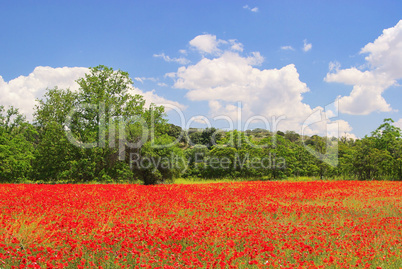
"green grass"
174,178,239,184
173,176,336,184
3,176,341,185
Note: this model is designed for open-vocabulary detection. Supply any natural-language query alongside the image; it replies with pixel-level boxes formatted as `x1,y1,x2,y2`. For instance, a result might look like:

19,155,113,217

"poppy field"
0,181,401,268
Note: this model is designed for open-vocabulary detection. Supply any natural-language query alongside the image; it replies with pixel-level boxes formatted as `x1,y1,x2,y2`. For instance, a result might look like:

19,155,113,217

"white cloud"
0,66,88,120
246,52,264,66
171,39,354,137
189,35,245,55
190,115,211,125
335,120,357,139
129,87,186,112
157,82,168,87
229,39,244,52
243,5,258,12
360,20,402,79
164,72,176,79
281,46,295,51
325,20,402,115
328,61,341,72
325,68,394,115
302,117,355,139
189,34,225,54
0,66,185,120
134,77,157,83
394,118,402,129
153,53,190,65
303,39,312,52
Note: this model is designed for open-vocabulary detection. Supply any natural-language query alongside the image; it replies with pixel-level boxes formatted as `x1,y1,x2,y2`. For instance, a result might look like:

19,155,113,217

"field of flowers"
0,181,401,268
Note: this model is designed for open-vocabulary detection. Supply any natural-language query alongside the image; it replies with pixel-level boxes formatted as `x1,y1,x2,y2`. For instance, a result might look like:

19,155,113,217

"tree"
391,140,402,180
370,118,402,180
34,65,170,183
207,145,237,178
352,137,392,180
371,118,401,152
133,134,185,185
188,127,222,148
337,138,356,179
166,124,185,144
71,65,152,181
0,106,36,181
284,131,300,143
33,88,80,180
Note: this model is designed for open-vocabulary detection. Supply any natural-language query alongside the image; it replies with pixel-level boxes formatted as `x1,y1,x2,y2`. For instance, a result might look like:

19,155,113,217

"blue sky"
1,1,402,138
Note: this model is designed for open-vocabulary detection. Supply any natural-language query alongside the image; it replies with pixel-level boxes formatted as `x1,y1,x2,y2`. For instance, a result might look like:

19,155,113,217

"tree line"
1,66,401,184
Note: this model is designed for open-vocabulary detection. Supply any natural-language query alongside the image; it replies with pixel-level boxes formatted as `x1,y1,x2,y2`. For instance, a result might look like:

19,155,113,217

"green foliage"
352,137,392,180
133,135,185,185
284,130,300,142
371,118,401,151
0,106,36,181
32,65,169,184
187,127,222,148
166,123,185,143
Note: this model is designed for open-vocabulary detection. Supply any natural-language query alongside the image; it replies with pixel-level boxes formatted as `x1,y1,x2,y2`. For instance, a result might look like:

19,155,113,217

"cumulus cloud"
325,68,394,114
153,53,190,65
334,120,357,139
188,34,246,55
171,36,354,137
360,20,402,79
243,5,258,12
189,34,224,55
325,20,402,115
303,39,312,52
0,66,185,121
129,87,186,111
0,66,87,120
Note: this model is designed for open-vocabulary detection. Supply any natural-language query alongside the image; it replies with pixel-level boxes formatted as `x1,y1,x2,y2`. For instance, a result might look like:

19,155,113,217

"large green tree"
0,106,36,181
34,65,172,183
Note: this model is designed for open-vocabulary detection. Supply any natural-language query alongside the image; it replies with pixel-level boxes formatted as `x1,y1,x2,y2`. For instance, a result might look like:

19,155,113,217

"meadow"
0,181,401,268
